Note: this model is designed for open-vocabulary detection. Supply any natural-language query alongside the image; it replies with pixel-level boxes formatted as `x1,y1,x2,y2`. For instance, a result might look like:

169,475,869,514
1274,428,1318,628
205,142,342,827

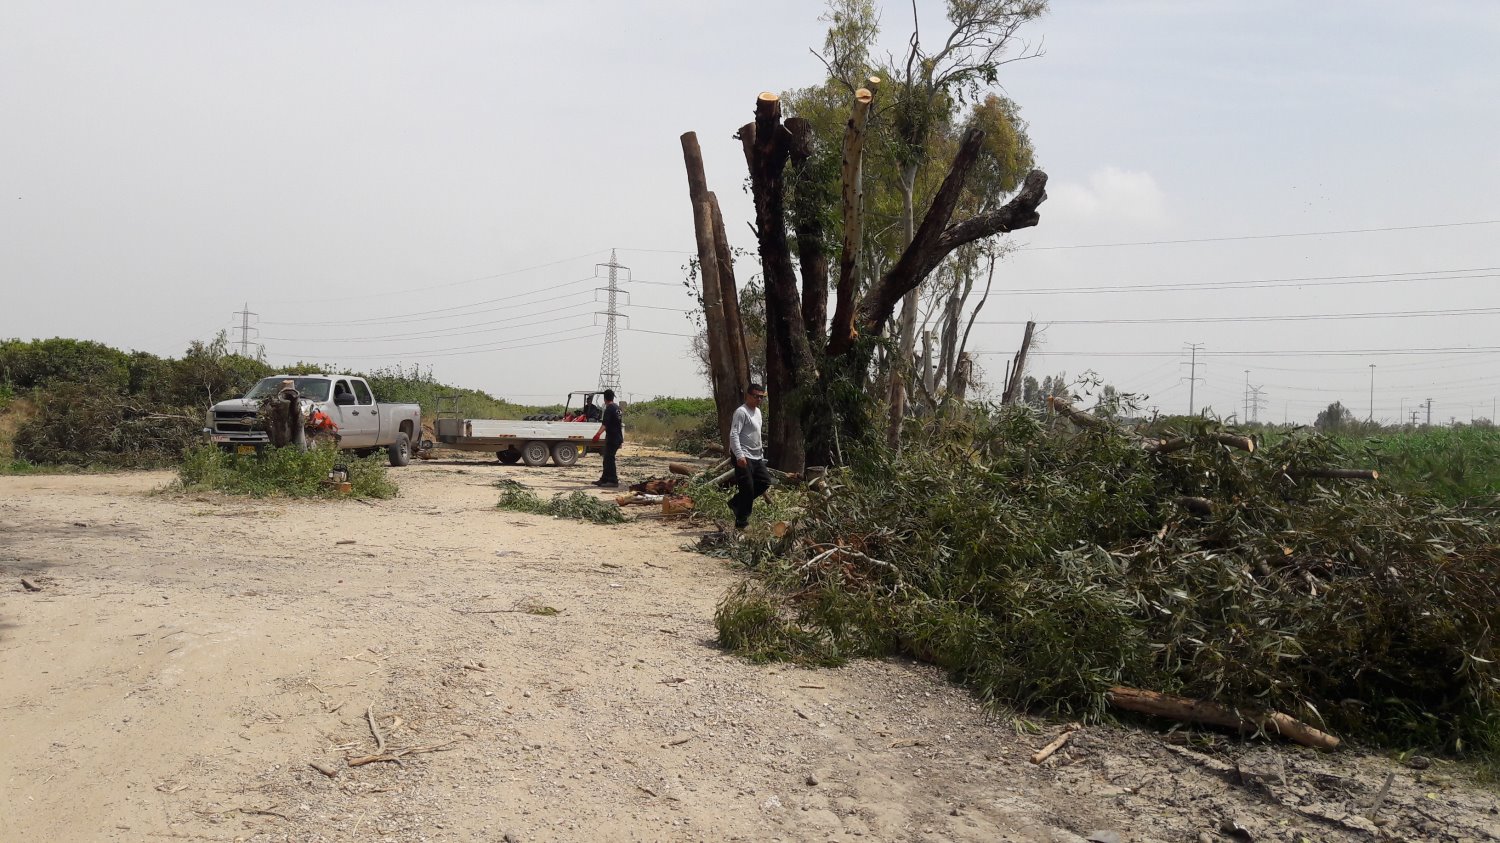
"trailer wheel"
550,442,581,467
497,449,521,464
520,441,550,466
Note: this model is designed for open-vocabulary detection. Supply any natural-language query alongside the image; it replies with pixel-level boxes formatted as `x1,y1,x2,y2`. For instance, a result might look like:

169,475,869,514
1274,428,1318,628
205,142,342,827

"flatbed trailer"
430,391,608,467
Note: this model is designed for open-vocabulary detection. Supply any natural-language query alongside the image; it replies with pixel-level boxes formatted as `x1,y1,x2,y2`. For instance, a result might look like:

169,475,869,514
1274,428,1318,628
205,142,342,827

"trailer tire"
387,433,411,467
550,442,581,467
497,449,521,464
520,441,550,466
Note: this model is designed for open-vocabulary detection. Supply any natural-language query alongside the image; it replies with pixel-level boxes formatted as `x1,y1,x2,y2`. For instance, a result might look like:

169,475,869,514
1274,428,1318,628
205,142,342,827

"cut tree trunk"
681,132,744,454
1002,321,1036,405
827,81,877,356
1106,686,1340,751
741,92,811,473
786,116,828,353
709,196,750,392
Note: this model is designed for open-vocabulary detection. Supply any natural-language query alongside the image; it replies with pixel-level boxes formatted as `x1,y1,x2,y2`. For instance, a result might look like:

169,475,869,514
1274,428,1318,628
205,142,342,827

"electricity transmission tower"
1248,385,1267,423
1180,343,1205,415
232,303,258,357
596,250,628,391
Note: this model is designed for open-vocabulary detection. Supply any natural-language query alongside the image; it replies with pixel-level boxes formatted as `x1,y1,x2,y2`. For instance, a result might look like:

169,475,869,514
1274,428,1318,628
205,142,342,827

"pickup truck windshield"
245,377,333,402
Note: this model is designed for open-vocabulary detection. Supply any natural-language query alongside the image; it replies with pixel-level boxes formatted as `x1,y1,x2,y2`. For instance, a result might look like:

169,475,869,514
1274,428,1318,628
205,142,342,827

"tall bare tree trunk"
681,133,745,452
741,92,811,473
709,198,750,391
827,81,877,356
1002,320,1036,405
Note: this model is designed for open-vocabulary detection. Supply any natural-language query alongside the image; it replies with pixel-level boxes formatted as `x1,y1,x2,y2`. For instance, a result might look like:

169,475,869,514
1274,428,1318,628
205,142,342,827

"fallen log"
1286,467,1379,481
1146,433,1256,455
1106,686,1340,750
668,462,696,477
1047,396,1109,430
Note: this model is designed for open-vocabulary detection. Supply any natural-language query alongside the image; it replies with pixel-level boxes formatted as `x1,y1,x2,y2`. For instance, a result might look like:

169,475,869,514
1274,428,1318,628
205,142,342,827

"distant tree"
1021,375,1041,409
1315,401,1356,433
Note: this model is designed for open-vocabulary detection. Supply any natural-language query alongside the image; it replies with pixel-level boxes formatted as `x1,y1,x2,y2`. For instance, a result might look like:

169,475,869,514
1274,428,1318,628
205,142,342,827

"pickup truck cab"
205,374,423,466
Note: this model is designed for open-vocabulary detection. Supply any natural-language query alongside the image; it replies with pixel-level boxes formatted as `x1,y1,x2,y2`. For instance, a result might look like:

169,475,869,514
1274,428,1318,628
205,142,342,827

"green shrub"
496,481,625,524
177,444,396,499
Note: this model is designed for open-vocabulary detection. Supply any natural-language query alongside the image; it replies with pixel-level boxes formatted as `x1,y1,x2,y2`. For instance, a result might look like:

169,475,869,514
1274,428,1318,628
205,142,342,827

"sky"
3,1,1497,422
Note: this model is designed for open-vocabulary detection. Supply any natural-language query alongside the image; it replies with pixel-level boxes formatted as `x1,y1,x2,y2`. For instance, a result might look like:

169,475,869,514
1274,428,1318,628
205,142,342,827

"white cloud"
1044,166,1170,232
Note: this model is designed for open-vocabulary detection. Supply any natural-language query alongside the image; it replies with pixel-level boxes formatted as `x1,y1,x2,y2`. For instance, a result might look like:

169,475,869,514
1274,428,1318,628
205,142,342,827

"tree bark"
709,196,750,392
786,117,829,353
741,92,811,473
681,133,743,453
828,83,877,356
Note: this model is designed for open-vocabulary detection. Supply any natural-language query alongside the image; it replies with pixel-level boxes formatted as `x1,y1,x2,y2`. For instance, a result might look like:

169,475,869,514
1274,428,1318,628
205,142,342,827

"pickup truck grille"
213,411,261,433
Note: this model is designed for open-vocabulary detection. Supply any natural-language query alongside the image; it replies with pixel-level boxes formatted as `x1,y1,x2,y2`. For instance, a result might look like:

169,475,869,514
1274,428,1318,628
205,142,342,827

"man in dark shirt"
594,389,623,488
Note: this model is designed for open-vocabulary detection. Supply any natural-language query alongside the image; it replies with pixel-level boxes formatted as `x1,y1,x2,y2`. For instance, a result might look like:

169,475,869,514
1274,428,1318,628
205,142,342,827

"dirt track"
2,449,1497,842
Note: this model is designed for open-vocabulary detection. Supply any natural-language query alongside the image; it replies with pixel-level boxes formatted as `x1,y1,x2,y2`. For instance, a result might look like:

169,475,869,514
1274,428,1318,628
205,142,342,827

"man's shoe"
734,521,748,531
599,481,619,488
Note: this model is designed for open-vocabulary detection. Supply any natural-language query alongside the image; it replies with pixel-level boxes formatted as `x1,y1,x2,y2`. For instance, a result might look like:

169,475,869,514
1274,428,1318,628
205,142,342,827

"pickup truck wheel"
520,441,550,466
550,442,581,467
387,433,411,467
497,449,521,464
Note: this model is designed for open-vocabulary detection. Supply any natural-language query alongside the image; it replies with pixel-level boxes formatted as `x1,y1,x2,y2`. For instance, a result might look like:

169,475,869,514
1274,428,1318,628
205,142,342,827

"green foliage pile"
495,481,625,524
176,444,396,499
715,408,1500,762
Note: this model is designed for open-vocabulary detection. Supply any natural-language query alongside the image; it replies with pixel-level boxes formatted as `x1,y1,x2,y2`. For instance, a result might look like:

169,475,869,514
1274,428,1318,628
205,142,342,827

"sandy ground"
2,447,1497,843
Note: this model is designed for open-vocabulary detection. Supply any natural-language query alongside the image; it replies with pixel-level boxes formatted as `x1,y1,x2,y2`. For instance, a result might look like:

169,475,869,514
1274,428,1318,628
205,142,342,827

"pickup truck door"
329,378,376,448
352,379,387,446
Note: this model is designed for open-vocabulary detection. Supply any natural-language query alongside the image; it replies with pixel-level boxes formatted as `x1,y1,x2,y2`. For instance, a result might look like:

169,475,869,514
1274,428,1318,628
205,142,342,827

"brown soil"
2,447,1496,842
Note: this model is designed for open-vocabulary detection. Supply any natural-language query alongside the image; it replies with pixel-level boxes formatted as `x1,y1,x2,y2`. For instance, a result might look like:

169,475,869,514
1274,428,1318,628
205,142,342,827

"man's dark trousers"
729,458,772,527
600,442,620,484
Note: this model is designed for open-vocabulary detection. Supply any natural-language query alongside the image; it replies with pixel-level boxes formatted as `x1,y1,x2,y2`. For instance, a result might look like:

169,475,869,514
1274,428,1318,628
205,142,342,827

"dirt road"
2,451,1495,842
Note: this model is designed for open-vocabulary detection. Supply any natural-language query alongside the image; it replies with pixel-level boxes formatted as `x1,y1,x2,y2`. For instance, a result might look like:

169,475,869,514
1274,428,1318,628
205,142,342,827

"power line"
1016,219,1500,252
296,248,611,304
264,325,604,361
1001,345,1500,358
261,309,595,344
974,302,1500,327
262,277,601,327
990,267,1500,297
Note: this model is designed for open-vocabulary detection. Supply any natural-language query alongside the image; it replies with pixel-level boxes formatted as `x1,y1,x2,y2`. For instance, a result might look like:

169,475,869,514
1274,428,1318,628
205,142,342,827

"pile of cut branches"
714,406,1500,762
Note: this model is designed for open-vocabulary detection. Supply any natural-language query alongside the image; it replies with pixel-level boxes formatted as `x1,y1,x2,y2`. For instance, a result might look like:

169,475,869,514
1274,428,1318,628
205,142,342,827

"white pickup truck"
204,374,423,466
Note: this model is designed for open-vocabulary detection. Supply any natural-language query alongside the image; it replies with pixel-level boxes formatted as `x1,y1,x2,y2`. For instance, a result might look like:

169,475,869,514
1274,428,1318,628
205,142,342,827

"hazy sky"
4,1,1497,422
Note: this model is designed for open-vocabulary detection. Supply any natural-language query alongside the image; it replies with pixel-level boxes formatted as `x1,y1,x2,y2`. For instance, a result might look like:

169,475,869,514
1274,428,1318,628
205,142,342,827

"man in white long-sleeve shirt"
728,383,772,530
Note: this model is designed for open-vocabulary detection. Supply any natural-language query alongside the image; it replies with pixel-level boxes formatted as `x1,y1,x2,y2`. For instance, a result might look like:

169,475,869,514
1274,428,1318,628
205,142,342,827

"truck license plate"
236,445,257,456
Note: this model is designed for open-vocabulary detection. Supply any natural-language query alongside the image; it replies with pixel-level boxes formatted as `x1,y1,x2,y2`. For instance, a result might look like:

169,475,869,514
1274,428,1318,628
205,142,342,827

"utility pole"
1368,363,1376,423
596,249,626,391
1243,369,1250,424
1425,398,1433,427
232,303,258,357
1181,343,1205,415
